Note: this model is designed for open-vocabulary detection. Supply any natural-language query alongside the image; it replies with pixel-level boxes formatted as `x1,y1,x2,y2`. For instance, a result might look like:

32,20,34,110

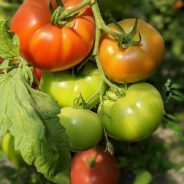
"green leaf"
0,19,19,59
0,69,71,184
166,122,184,140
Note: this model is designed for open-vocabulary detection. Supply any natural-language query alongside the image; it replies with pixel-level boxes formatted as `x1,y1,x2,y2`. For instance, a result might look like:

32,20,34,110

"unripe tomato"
11,0,95,71
71,147,120,184
98,83,164,141
99,19,165,83
40,63,105,108
1,133,26,167
58,107,103,151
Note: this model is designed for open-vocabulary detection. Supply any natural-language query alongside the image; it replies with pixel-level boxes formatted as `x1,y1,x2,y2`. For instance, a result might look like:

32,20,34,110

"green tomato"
133,170,153,184
98,83,164,142
40,63,105,107
1,132,25,167
58,107,103,152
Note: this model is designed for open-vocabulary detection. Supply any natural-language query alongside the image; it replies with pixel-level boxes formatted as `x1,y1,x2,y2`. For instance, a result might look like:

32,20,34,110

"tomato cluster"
9,0,165,150
7,0,166,183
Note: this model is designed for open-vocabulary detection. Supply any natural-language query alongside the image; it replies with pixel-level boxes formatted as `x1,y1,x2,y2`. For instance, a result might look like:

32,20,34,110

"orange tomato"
99,19,165,83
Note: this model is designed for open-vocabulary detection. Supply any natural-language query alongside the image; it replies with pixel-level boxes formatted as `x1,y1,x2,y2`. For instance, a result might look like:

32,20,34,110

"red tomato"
71,147,120,184
99,19,165,83
33,67,42,81
32,68,42,89
173,1,184,10
11,0,95,71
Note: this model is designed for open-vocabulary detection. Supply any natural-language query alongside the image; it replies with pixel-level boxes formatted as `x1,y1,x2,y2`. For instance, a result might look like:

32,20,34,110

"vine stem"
91,2,122,90
91,2,121,41
0,2,19,10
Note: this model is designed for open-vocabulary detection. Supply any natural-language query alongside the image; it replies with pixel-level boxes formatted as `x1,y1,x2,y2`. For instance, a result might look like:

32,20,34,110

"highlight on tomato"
11,0,95,71
99,19,165,83
71,147,120,184
58,107,103,152
98,83,164,142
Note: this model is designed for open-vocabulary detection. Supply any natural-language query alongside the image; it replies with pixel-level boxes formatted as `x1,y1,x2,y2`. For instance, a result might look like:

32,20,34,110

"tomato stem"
0,2,19,10
99,96,114,155
51,0,95,26
91,3,121,41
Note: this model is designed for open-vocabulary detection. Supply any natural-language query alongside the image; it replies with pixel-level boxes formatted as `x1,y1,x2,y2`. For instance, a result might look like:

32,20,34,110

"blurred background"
0,0,184,183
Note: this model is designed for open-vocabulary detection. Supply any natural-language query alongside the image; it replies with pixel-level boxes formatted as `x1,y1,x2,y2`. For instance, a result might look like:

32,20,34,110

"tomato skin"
71,147,120,184
1,133,26,167
33,67,42,81
98,83,164,142
99,19,165,83
11,0,95,71
58,107,103,151
40,63,105,107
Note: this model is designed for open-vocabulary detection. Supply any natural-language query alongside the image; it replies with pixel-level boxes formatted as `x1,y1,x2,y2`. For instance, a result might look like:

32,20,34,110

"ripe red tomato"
71,147,120,184
99,19,165,83
33,67,42,81
11,0,95,71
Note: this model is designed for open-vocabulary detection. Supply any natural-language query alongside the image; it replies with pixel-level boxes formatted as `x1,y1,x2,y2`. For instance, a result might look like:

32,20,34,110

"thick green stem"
92,18,121,89
91,3,121,40
59,0,92,20
0,2,19,10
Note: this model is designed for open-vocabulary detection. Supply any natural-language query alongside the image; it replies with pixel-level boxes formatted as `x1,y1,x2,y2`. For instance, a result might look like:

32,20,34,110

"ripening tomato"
99,19,165,83
71,147,120,184
58,107,103,151
11,0,95,71
98,83,164,141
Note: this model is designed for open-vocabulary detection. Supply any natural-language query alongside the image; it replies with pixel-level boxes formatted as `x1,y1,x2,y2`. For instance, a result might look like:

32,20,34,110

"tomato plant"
40,63,105,107
58,107,103,151
71,147,120,184
1,132,26,167
98,83,164,141
10,0,95,71
0,0,173,183
99,19,165,83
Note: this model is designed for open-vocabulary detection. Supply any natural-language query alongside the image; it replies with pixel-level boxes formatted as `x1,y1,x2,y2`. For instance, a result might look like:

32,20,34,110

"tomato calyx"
50,0,96,27
87,149,98,168
112,19,142,49
115,20,141,48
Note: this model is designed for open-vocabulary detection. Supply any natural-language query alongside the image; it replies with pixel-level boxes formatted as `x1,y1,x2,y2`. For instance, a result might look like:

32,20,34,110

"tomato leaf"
0,69,71,184
166,121,184,141
0,19,19,60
